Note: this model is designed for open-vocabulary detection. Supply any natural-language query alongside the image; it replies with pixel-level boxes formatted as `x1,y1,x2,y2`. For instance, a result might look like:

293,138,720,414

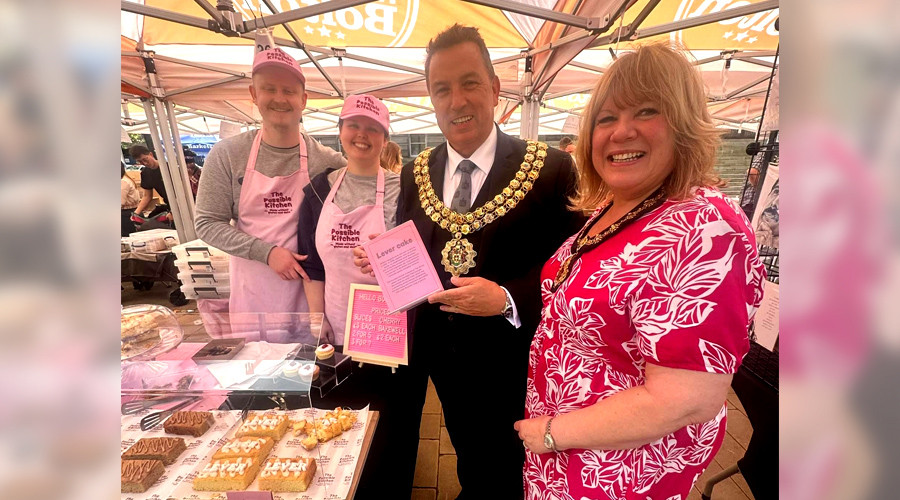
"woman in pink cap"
297,94,404,496
297,94,399,347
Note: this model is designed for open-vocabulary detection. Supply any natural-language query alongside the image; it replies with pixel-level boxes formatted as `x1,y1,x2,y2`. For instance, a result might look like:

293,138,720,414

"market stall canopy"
122,0,779,136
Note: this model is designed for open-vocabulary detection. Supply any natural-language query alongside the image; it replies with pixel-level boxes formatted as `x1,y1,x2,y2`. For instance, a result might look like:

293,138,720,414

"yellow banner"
143,0,525,48
612,0,778,50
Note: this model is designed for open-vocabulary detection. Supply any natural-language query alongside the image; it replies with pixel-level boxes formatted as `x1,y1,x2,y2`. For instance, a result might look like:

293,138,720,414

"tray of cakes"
122,406,370,500
121,409,240,500
122,305,183,361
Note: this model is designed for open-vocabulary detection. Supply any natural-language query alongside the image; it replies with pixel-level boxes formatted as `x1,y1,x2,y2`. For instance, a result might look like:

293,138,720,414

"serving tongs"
122,395,193,415
140,397,199,431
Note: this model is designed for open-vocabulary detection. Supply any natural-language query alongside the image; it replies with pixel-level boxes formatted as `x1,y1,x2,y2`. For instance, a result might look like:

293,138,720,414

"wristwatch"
500,287,514,319
544,417,558,452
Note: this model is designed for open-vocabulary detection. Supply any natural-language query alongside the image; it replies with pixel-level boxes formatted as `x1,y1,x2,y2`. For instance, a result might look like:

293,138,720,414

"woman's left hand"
514,415,553,454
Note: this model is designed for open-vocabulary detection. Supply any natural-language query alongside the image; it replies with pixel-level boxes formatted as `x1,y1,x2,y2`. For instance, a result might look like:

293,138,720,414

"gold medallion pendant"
414,141,548,276
441,235,476,277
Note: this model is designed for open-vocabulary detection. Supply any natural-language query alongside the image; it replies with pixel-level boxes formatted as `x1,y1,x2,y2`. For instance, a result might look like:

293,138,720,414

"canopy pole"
166,99,199,234
519,56,539,140
154,98,197,242
141,99,187,243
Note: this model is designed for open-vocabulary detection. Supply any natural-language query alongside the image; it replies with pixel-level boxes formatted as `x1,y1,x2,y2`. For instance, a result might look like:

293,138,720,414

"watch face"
544,434,553,449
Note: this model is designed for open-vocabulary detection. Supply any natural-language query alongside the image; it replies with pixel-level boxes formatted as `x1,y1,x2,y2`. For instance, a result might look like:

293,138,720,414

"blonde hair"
572,42,723,211
380,141,403,173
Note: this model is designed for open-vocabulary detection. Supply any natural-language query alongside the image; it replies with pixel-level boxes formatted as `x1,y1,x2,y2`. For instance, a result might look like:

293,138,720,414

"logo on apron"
331,223,361,249
263,191,294,215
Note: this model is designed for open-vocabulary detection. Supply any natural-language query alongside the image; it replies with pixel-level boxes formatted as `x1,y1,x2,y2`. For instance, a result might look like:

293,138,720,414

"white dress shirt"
442,125,498,207
440,126,521,328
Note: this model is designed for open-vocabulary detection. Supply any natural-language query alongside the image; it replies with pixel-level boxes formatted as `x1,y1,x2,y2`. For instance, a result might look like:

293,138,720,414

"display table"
122,311,373,499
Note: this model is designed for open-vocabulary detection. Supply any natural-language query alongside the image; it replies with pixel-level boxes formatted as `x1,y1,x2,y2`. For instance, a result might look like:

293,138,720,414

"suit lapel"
472,127,516,209
472,130,520,275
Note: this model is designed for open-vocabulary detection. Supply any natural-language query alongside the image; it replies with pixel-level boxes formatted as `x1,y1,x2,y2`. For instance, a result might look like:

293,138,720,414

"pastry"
192,457,260,491
122,437,186,465
121,459,165,493
258,457,317,492
163,411,214,437
282,361,300,378
291,419,313,436
297,363,316,382
212,436,274,461
120,313,160,342
338,410,357,431
315,343,334,360
235,412,289,440
299,434,318,451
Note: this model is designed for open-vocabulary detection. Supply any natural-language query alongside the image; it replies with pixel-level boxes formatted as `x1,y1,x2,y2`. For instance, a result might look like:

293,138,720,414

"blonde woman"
514,43,766,499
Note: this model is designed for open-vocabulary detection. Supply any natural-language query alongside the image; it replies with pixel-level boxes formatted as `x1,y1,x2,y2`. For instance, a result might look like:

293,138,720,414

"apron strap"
375,166,385,208
323,168,347,206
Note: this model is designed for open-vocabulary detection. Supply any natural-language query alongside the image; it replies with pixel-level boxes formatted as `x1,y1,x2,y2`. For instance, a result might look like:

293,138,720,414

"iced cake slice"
122,437,186,465
234,412,289,440
212,436,274,461
258,457,317,492
163,410,214,437
121,459,165,493
192,457,259,491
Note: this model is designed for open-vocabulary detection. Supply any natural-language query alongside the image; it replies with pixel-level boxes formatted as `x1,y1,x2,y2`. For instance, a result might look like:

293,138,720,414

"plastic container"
125,229,180,253
172,239,228,261
121,304,183,361
175,256,230,273
197,298,231,338
177,271,230,286
181,282,231,300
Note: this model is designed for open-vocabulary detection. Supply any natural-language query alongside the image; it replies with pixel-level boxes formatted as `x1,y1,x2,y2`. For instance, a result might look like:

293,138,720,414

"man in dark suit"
355,24,584,499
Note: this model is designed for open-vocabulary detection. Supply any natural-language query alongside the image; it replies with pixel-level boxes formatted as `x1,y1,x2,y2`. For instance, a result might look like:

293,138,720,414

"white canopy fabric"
121,0,779,137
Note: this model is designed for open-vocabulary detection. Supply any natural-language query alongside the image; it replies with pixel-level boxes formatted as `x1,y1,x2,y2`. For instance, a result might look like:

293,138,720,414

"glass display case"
121,305,374,500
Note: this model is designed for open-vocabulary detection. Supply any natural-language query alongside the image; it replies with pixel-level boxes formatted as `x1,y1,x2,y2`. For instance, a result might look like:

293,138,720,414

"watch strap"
545,417,557,452
500,286,514,318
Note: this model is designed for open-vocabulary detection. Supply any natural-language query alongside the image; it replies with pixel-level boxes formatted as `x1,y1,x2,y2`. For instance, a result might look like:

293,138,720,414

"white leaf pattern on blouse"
579,449,630,497
698,339,737,373
631,222,740,360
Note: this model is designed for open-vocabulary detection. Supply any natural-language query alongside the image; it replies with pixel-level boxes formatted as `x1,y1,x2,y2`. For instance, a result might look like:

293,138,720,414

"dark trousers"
407,310,529,499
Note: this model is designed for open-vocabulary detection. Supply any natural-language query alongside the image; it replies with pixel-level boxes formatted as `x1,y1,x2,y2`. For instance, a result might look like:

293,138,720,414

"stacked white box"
172,239,231,299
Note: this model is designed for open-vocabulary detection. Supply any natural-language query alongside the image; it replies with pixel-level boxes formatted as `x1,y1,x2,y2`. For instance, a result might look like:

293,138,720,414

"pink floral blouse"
525,188,765,500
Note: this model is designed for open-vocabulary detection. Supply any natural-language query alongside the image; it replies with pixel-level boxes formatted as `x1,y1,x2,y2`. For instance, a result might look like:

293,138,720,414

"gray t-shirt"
194,129,347,263
325,168,400,229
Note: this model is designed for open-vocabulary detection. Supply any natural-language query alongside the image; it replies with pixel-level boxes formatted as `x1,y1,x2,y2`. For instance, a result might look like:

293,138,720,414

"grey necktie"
450,160,477,213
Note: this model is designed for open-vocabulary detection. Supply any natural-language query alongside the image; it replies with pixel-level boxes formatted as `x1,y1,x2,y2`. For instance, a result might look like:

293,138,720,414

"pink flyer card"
343,284,408,367
361,220,443,314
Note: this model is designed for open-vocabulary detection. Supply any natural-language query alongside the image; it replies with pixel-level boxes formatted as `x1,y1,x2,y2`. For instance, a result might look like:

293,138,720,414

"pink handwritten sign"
342,284,408,367
362,220,443,314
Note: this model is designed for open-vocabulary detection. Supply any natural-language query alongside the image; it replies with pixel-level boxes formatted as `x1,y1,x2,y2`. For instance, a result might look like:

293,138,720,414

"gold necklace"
552,187,667,291
413,141,548,276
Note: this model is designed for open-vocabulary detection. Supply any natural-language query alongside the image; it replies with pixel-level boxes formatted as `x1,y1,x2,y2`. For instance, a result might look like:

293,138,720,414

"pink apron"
314,167,386,345
229,131,310,316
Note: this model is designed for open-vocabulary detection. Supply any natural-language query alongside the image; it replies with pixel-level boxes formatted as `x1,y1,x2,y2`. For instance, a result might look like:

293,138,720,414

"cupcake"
298,363,316,383
282,361,300,378
315,344,335,360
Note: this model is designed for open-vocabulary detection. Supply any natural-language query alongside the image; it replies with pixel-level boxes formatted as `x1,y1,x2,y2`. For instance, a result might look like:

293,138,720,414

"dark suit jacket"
397,128,586,355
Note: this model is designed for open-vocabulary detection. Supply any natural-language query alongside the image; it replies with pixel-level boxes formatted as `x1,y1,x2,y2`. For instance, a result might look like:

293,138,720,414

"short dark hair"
424,24,495,88
558,136,573,148
129,144,152,159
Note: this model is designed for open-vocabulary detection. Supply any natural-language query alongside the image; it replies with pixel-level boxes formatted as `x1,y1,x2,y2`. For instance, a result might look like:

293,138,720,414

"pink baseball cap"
340,94,390,134
252,48,305,86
